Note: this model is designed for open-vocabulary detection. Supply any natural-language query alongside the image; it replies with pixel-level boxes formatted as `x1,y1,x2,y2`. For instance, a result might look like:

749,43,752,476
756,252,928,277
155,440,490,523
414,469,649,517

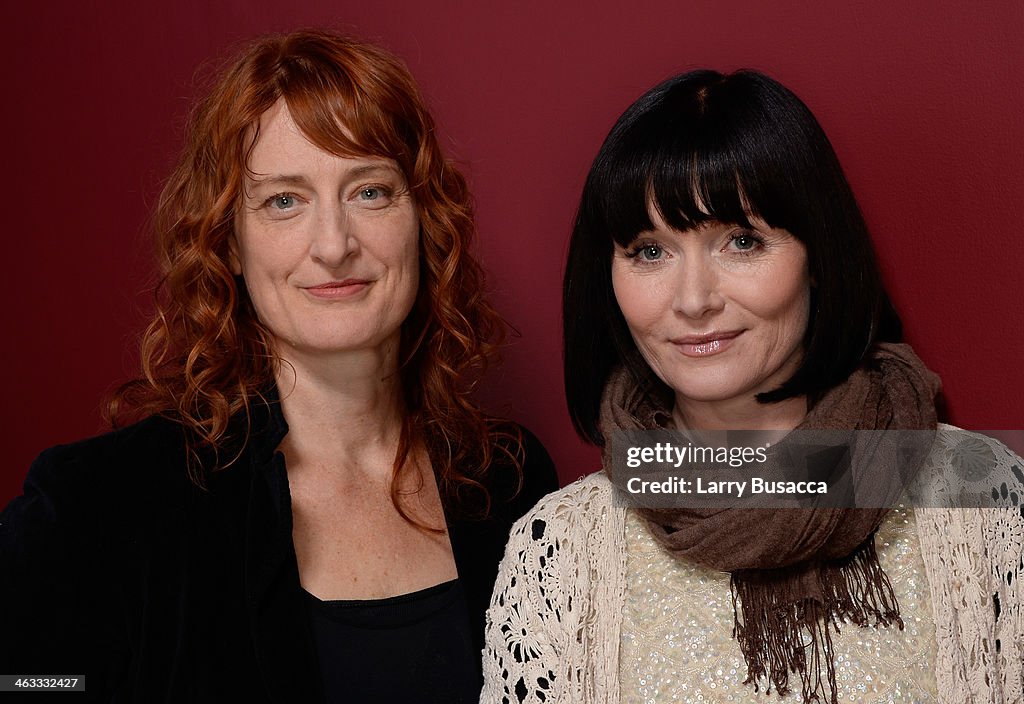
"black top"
304,580,478,703
0,392,558,703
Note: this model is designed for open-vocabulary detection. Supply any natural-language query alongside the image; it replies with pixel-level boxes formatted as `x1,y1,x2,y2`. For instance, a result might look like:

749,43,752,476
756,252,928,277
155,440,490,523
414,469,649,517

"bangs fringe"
248,40,423,175
593,79,801,247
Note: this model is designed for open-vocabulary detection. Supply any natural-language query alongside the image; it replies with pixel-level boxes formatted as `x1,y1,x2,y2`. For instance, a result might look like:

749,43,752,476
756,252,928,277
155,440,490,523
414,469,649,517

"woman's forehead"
246,99,400,176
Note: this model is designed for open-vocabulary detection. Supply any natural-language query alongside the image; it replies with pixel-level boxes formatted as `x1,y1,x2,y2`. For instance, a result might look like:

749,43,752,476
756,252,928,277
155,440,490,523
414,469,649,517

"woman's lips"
671,330,743,357
303,279,371,299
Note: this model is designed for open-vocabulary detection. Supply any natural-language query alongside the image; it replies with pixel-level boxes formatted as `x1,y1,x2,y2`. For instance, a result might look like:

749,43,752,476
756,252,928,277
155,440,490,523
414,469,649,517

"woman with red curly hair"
0,30,556,702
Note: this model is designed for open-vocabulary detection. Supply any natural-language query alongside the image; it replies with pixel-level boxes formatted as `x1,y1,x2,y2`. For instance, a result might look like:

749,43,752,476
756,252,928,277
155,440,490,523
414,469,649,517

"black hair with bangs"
564,69,901,444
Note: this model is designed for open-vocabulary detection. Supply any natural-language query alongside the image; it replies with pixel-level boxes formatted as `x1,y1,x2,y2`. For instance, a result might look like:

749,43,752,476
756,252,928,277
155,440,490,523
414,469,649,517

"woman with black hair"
481,70,1023,703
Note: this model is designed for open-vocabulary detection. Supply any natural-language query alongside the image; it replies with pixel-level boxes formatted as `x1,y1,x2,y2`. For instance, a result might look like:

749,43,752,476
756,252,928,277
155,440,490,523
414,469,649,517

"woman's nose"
672,256,725,319
309,204,355,267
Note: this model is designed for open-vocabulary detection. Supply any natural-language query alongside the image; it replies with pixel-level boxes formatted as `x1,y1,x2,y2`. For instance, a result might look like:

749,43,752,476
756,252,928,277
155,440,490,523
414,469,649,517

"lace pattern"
915,428,1024,703
481,426,1024,703
483,478,626,703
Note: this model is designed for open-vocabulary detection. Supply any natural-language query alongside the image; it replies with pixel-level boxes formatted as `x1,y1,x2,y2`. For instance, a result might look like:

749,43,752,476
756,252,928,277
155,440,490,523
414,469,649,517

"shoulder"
915,426,1024,585
529,469,614,516
18,416,190,500
924,424,1024,500
1,417,193,601
931,424,1022,458
1,416,201,539
507,470,617,546
499,471,623,598
29,415,188,476
489,471,616,617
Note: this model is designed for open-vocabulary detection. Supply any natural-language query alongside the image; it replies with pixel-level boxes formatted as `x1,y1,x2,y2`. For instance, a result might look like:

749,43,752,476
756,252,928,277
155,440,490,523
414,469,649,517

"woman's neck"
672,393,808,432
273,343,406,475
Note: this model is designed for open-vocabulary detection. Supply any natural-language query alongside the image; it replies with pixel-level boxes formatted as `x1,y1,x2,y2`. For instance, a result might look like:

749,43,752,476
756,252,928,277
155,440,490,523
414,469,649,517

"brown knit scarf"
600,343,940,703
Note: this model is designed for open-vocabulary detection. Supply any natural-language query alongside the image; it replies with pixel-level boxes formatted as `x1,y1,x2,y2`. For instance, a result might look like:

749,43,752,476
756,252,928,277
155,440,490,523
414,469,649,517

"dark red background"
3,1,1022,504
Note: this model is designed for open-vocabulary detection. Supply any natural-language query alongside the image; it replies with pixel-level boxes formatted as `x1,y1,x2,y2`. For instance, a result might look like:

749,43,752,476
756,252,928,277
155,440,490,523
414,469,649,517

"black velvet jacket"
0,396,557,702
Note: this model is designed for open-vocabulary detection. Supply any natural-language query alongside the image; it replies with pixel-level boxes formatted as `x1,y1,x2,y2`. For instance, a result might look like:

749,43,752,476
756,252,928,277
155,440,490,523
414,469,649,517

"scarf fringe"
730,538,903,704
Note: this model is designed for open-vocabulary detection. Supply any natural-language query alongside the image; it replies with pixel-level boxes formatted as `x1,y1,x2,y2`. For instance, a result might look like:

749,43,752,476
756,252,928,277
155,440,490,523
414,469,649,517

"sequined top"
619,507,939,702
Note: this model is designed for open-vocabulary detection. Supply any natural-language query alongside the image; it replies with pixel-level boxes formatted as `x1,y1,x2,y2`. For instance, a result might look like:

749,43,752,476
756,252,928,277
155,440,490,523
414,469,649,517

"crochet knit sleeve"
915,427,1024,702
481,474,624,703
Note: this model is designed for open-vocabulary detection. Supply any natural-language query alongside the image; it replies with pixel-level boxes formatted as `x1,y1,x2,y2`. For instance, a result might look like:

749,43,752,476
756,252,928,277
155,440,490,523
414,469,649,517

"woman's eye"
630,244,664,261
640,245,663,260
625,242,666,263
355,186,393,207
267,194,297,210
728,231,763,252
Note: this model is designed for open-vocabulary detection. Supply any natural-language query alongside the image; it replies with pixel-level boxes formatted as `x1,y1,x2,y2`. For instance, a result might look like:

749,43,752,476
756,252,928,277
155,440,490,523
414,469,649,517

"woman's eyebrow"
345,162,405,182
246,174,313,191
246,163,402,190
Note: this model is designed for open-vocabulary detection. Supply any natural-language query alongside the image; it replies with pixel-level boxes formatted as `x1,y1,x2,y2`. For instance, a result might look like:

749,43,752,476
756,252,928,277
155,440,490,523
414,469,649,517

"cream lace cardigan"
482,427,1024,703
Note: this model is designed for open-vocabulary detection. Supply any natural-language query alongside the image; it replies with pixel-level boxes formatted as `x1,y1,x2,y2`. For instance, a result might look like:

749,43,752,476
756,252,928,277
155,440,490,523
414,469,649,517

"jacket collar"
245,385,289,469
242,389,323,702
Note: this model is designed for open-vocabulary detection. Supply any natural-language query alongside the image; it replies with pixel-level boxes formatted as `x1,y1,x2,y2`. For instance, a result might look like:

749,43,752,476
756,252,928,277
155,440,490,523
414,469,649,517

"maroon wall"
3,1,1022,503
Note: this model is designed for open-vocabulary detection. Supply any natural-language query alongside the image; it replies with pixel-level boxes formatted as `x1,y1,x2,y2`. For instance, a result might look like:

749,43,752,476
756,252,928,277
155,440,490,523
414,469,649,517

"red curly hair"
110,30,520,522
